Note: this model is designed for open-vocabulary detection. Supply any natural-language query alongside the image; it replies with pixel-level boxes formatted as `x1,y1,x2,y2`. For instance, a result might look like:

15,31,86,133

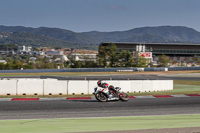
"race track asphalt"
0,96,200,120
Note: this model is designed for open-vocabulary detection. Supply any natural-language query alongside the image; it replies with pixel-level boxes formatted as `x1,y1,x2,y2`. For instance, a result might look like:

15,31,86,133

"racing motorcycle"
93,86,129,102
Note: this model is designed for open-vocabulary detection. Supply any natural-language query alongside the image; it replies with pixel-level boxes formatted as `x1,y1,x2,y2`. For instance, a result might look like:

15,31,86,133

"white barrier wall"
152,80,161,91
17,79,44,95
132,81,143,92
88,81,98,94
142,80,153,92
0,80,17,95
68,81,88,95
169,80,174,91
0,79,173,96
119,81,132,93
44,80,67,95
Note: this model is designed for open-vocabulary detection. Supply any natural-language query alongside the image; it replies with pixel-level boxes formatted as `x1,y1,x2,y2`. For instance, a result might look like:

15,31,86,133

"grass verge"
1,114,200,133
0,70,200,77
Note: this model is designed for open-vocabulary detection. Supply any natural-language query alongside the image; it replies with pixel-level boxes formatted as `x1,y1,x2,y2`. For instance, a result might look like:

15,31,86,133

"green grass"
0,70,200,77
174,80,200,86
0,72,87,77
1,114,200,133
130,84,200,96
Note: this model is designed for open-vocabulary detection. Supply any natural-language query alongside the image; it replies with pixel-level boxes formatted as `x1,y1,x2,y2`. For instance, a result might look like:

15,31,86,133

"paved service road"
41,75,200,81
0,97,200,120
2,74,200,81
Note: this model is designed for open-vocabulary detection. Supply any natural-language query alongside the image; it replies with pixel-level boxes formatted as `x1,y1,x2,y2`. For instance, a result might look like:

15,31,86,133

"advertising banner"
133,52,152,59
139,52,152,58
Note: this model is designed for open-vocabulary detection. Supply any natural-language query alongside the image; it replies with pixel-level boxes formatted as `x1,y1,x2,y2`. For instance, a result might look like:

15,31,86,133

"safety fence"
0,67,200,73
0,79,173,96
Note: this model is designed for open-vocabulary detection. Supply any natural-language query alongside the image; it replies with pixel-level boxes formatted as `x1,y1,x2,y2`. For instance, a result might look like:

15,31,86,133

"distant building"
29,57,37,62
0,51,10,55
30,51,45,56
68,53,97,62
0,50,15,55
0,60,7,64
61,55,69,62
45,50,64,55
18,46,32,54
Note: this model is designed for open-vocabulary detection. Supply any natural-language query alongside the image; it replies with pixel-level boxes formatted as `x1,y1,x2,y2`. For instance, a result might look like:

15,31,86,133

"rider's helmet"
97,80,102,87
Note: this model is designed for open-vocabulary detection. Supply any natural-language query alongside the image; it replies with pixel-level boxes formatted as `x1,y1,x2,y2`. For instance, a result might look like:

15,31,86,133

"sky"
0,0,200,32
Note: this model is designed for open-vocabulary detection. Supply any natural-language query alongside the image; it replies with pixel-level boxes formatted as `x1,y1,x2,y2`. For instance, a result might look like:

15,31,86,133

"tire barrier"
0,79,173,96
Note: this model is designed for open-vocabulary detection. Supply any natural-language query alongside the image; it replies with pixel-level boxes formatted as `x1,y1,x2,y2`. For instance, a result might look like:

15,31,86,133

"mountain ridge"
0,25,200,50
83,26,200,43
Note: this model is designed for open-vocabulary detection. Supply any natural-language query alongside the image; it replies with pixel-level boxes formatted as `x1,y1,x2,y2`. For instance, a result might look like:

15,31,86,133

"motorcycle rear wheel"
95,92,108,102
119,92,129,102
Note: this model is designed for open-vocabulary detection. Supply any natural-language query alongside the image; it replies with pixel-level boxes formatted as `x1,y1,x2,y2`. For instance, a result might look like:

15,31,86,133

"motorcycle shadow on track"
69,99,127,103
69,100,99,102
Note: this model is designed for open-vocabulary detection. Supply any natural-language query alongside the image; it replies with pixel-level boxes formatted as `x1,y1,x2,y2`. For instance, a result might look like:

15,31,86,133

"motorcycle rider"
97,80,109,88
97,80,117,96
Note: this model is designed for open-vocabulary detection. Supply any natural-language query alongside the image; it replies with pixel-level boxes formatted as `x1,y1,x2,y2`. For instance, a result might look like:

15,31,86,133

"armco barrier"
168,67,200,71
0,79,173,96
0,67,200,73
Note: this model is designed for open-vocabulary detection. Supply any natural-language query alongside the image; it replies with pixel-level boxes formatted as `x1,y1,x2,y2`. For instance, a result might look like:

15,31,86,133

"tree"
119,50,134,67
0,44,18,51
125,51,134,67
5,61,14,70
71,61,83,68
13,60,23,69
5,57,13,62
45,63,55,69
192,55,200,65
158,55,169,67
134,52,147,67
0,63,6,70
136,57,147,67
98,43,119,67
118,50,127,67
97,45,109,67
108,43,118,67
32,47,39,51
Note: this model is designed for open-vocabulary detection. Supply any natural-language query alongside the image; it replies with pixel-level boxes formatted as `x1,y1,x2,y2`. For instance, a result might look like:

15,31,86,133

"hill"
83,26,200,43
0,26,99,44
0,25,200,50
117,34,176,43
0,32,98,50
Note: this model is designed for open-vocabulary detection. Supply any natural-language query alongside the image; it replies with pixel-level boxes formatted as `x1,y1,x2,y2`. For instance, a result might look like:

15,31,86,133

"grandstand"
100,42,200,66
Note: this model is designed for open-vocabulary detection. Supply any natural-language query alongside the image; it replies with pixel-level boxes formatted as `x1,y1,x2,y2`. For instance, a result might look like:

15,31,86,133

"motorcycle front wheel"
95,92,108,102
119,92,129,102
